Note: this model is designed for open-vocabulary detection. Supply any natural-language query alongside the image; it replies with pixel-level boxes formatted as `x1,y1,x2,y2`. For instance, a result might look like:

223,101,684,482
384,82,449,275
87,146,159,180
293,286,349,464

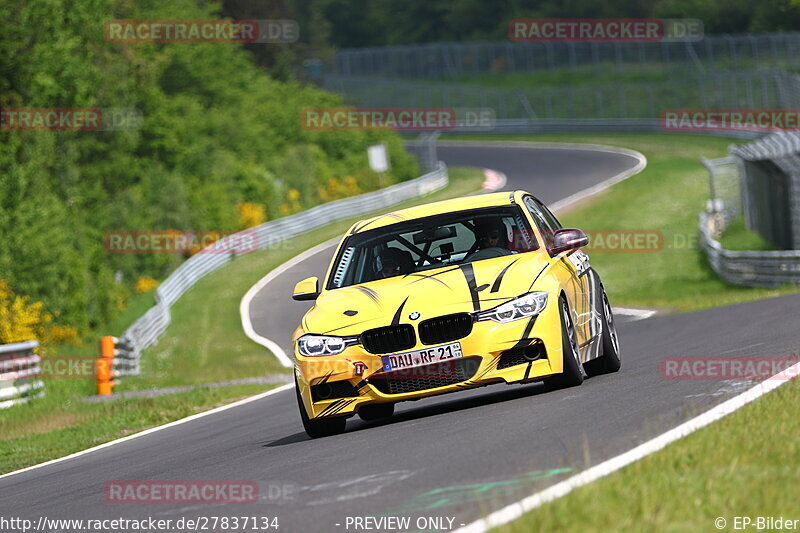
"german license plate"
381,342,463,372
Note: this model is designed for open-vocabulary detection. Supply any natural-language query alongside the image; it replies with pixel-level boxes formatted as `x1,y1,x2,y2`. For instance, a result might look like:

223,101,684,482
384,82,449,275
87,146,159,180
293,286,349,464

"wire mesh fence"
332,33,800,79
699,155,800,287
324,70,794,121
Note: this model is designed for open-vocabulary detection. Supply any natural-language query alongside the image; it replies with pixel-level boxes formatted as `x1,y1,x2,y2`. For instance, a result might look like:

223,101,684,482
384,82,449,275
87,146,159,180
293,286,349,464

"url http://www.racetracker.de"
0,515,281,532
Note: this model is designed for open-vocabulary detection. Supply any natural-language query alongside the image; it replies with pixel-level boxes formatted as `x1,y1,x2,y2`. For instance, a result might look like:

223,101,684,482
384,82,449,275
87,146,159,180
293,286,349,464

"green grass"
0,166,484,474
497,379,800,533
718,217,779,251
442,133,800,312
440,63,677,90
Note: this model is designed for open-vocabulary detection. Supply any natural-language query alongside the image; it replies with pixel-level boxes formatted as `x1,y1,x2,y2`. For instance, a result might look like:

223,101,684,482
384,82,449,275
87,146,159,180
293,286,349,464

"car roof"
348,190,529,235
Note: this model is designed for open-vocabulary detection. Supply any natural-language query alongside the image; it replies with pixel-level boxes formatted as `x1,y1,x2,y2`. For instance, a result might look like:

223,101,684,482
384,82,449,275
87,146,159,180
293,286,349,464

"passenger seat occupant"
377,247,414,279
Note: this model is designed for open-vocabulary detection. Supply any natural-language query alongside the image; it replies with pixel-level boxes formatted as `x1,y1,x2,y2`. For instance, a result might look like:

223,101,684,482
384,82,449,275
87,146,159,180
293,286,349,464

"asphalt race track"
3,142,798,532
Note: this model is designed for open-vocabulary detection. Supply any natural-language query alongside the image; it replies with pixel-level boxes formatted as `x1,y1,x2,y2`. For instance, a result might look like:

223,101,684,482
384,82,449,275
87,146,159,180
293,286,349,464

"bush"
0,280,77,346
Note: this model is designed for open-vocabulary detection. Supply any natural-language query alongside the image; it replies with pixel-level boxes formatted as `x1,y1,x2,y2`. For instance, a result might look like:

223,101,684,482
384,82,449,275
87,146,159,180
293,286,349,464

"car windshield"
327,206,538,289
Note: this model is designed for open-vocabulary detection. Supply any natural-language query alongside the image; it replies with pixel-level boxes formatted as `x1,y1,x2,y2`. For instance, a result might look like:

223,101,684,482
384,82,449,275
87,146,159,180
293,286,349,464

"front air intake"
360,324,416,354
418,313,473,345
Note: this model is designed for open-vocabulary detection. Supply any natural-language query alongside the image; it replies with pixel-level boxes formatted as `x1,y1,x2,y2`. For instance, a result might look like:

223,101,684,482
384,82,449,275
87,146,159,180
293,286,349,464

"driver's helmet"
376,247,411,278
474,218,506,248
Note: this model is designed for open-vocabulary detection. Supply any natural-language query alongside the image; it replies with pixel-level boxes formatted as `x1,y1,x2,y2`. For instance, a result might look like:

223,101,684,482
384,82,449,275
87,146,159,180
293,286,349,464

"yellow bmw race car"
291,190,620,438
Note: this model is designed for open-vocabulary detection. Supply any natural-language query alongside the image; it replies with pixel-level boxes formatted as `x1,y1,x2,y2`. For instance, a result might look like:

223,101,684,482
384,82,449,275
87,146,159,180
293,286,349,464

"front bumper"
295,297,564,419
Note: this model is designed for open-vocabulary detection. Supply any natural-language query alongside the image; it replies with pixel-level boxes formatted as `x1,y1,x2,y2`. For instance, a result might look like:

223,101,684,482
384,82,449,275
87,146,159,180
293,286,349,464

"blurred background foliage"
231,0,800,57
0,0,418,339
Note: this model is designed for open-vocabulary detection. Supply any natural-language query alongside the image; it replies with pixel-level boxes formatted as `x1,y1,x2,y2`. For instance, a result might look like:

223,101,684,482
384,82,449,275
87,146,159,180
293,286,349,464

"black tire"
544,296,585,388
585,290,621,376
295,380,346,438
358,402,395,421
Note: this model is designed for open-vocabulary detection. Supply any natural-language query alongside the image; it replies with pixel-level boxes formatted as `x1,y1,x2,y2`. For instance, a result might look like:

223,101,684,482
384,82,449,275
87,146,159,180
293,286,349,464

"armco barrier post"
96,336,116,395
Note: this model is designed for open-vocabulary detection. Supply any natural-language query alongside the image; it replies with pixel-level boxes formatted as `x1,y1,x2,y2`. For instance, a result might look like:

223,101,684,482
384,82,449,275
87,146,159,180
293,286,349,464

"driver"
465,219,513,261
376,247,413,279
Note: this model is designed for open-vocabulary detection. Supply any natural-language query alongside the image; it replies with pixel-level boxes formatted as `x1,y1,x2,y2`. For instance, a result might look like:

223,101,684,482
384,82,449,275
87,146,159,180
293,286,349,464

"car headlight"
475,292,548,323
297,335,358,357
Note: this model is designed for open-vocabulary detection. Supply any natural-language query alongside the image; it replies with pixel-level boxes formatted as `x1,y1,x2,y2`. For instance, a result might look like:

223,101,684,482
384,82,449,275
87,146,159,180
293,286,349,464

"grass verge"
443,133,800,311
0,166,484,475
719,217,778,251
0,384,279,475
497,379,800,533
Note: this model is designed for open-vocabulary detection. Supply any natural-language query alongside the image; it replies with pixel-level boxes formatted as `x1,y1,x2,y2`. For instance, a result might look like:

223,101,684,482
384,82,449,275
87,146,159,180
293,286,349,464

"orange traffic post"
96,336,116,396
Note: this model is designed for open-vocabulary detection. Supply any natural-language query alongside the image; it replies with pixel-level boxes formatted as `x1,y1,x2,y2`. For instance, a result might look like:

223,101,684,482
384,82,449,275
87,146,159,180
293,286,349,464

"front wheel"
544,297,585,389
295,380,346,438
585,290,621,376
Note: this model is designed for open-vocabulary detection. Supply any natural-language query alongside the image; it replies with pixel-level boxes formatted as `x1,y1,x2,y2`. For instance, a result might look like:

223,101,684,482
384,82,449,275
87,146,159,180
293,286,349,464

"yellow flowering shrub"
237,202,267,229
135,276,159,293
320,176,362,203
0,279,77,345
279,189,302,216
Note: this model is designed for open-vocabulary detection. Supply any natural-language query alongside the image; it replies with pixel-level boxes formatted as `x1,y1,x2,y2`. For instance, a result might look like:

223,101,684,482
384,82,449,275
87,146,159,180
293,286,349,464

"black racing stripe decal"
476,283,490,292
318,371,334,385
458,263,481,312
407,274,451,288
392,297,409,325
527,264,548,291
510,316,538,350
472,354,503,381
353,213,404,233
491,259,519,293
329,399,355,416
351,221,369,234
355,286,380,306
317,400,344,418
523,361,533,380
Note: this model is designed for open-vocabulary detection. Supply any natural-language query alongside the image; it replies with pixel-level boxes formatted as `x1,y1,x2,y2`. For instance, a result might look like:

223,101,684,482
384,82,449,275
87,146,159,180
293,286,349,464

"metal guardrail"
699,212,800,287
0,340,44,409
451,118,762,138
699,157,800,287
114,163,449,374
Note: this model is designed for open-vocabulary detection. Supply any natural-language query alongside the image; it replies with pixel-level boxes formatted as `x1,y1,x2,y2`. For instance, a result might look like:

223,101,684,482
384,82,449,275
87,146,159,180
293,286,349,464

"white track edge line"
239,236,342,367
455,362,800,533
612,307,658,320
0,383,294,481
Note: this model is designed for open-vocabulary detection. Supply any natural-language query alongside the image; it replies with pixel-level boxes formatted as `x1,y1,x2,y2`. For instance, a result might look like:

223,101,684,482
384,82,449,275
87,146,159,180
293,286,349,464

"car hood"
303,253,550,336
